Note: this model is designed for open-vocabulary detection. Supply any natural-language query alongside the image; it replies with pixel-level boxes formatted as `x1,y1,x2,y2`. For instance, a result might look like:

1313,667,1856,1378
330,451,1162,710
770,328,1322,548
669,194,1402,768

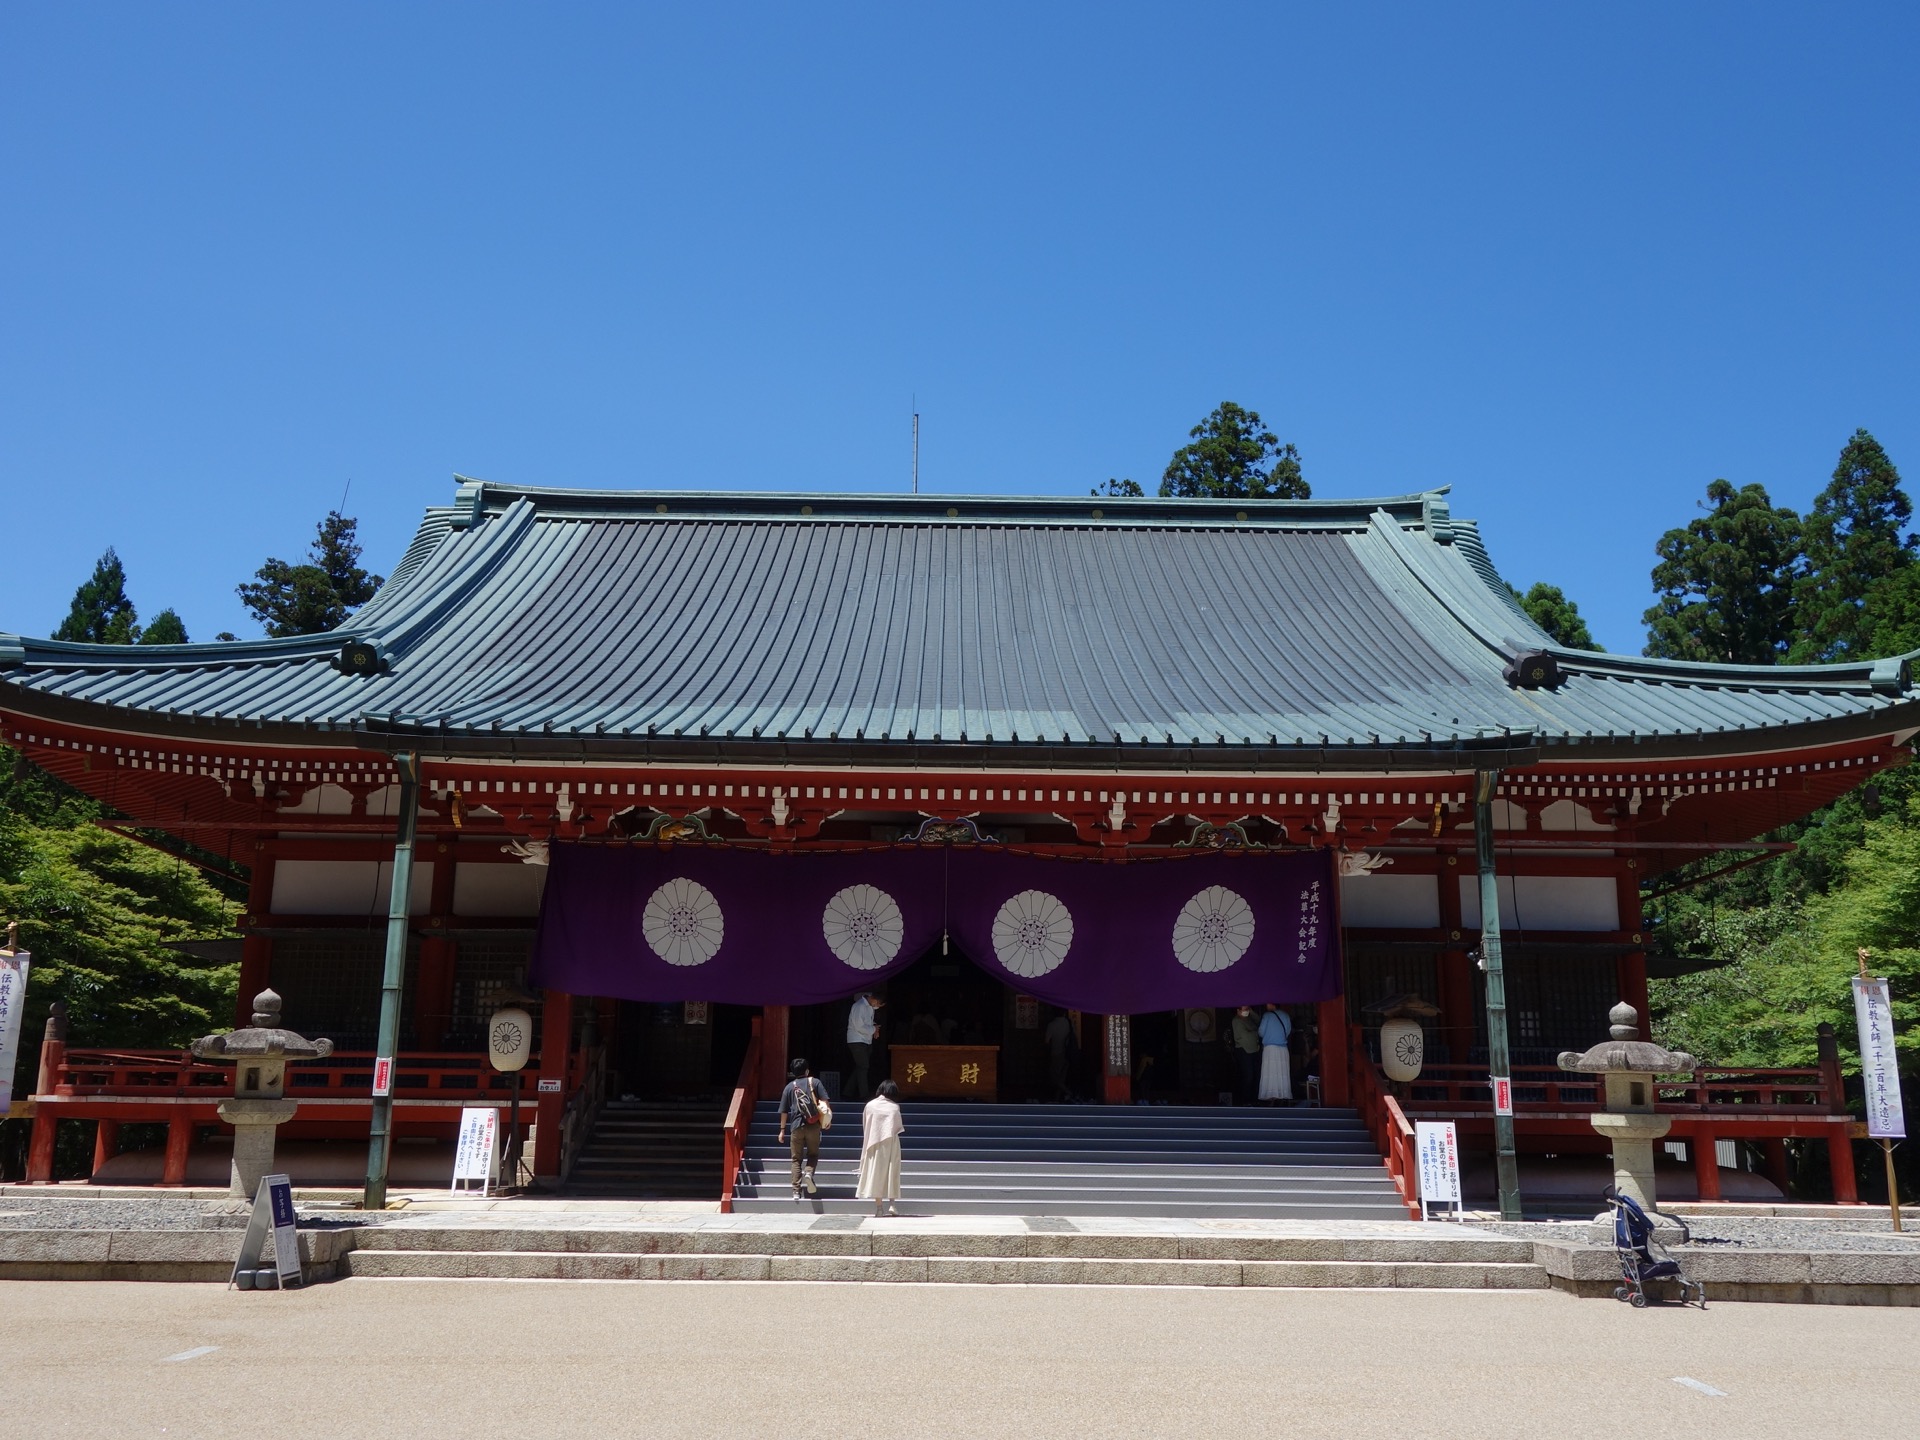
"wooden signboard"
890,1044,999,1100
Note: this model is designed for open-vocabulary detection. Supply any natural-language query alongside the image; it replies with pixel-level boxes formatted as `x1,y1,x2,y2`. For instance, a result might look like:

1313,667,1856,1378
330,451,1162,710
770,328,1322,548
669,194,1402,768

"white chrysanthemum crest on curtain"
992,889,1074,978
822,884,905,970
642,877,726,967
1171,885,1255,972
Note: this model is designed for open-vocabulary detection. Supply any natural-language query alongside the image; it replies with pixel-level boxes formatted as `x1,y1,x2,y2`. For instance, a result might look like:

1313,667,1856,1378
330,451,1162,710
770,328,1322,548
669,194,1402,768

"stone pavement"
2,1277,1916,1440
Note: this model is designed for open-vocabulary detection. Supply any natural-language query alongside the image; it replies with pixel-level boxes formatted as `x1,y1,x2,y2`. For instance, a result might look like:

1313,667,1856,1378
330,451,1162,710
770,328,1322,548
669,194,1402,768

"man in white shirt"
846,992,884,1100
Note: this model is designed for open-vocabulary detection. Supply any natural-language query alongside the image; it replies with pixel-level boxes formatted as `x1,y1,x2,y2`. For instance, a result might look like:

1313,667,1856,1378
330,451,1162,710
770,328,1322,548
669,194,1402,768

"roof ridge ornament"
1503,647,1563,690
1421,494,1454,544
450,479,485,529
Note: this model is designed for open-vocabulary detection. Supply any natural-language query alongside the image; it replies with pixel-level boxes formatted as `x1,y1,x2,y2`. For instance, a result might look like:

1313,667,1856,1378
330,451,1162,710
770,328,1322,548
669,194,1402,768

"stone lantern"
190,990,334,1200
1557,1002,1694,1220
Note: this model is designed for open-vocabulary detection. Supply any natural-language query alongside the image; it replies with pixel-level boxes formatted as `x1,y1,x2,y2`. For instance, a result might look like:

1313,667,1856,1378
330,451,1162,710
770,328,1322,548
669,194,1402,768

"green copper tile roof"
2,482,1916,768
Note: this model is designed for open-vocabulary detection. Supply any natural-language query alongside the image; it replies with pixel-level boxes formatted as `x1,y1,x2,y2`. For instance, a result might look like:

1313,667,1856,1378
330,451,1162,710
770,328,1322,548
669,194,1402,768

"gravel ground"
1473,1215,1920,1251
0,1196,374,1231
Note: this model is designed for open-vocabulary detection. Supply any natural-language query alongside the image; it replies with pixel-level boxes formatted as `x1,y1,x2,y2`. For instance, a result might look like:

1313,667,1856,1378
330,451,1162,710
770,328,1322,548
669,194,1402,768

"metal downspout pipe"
1476,769,1523,1221
363,752,420,1211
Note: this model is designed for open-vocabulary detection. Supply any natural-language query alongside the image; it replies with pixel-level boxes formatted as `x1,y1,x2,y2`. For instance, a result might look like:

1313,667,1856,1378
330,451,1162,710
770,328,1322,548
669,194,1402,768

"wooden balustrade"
46,1047,580,1102
719,1017,765,1213
1394,1061,1831,1115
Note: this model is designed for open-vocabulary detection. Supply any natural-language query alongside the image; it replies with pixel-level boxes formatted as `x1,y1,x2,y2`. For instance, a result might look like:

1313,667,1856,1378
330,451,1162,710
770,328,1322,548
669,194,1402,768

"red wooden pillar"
1828,1128,1860,1204
1691,1129,1721,1202
1317,998,1349,1106
415,844,459,1048
415,938,456,1050
91,1120,121,1178
1761,1138,1791,1197
760,1005,790,1097
25,1009,65,1183
1437,855,1474,1062
1614,869,1649,1036
25,1113,56,1184
235,849,276,1026
160,1116,193,1187
532,989,573,1184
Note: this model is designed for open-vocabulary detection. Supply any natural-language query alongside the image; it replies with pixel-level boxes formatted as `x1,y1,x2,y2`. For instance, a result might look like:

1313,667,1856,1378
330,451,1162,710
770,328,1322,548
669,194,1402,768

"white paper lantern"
1380,1016,1424,1081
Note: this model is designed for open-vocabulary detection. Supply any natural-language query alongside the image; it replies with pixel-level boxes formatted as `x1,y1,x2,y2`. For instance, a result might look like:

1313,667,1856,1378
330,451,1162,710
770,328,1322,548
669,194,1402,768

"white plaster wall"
271,860,434,916
453,862,548,917
1338,873,1440,928
1458,875,1619,932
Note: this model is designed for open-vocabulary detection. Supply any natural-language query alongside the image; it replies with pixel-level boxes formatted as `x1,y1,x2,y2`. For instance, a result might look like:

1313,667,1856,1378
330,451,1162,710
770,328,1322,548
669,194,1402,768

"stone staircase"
339,1218,1545,1288
564,1100,726,1198
730,1102,1407,1219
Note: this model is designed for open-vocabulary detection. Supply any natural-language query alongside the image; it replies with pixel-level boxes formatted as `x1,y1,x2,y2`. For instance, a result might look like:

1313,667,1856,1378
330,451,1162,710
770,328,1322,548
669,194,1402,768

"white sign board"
452,1107,501,1193
1415,1120,1463,1219
230,1173,302,1288
0,951,29,1113
1853,976,1906,1140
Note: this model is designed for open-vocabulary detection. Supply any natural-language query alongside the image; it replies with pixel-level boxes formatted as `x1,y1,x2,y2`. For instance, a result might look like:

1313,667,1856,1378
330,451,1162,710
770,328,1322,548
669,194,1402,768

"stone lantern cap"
190,989,335,1062
1557,1002,1693,1075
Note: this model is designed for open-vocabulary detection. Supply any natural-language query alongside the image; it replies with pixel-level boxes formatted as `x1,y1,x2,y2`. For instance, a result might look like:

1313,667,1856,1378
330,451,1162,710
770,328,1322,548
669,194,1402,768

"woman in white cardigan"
857,1078,906,1216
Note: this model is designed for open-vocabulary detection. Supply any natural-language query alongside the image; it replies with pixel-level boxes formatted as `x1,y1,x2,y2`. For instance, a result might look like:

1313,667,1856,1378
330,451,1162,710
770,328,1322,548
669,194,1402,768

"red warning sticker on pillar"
1491,1076,1513,1116
372,1056,393,1097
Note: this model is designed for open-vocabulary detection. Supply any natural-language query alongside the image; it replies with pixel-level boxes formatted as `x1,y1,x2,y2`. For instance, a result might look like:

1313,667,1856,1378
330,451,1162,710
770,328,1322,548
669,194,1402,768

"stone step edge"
339,1250,1549,1288
350,1229,1534,1262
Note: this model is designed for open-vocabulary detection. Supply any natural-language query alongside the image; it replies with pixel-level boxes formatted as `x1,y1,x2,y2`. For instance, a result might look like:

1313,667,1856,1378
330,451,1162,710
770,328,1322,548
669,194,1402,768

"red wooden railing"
1396,1062,1832,1114
719,1016,764,1213
1348,1035,1420,1215
45,1047,587,1101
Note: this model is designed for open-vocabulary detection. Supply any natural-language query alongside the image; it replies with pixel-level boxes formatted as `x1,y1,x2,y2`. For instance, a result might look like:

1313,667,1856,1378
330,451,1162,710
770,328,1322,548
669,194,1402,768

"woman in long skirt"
1257,1003,1294,1104
857,1078,905,1216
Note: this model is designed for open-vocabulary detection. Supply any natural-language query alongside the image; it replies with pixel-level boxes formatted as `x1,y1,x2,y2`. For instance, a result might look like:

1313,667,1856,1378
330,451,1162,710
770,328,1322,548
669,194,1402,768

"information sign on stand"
452,1107,501,1195
229,1174,302,1290
1415,1121,1463,1220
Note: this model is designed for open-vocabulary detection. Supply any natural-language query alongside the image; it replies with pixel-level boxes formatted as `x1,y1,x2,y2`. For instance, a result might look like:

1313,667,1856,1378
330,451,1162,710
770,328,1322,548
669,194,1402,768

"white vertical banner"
1853,976,1906,1140
0,951,30,1113
1415,1120,1463,1218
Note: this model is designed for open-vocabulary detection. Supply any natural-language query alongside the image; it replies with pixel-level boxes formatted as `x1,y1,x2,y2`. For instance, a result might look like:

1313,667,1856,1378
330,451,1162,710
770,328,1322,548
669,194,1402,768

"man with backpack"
776,1057,830,1198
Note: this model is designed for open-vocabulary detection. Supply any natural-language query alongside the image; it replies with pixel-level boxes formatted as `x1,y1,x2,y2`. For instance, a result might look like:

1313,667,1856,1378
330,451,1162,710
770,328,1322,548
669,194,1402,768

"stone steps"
339,1248,1548,1288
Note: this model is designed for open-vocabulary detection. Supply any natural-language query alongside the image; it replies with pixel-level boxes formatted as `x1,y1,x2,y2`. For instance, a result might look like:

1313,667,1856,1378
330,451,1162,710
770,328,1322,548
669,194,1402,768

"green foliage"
0,748,239,1100
1513,582,1599,650
236,511,384,637
53,549,140,643
51,549,191,646
1860,564,1920,658
1092,478,1144,498
1789,429,1915,662
1643,478,1803,664
137,609,188,645
1159,402,1308,500
1651,796,1920,1074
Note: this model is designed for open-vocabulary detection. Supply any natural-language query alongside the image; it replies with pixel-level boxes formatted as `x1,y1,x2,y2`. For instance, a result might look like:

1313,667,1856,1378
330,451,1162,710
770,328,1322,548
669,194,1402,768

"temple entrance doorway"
608,1000,756,1102
787,945,1059,1102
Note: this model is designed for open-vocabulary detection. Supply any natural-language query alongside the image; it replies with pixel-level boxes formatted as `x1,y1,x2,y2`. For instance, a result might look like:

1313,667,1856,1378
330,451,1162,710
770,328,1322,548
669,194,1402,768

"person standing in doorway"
1257,1003,1293,1105
846,991,884,1101
857,1078,905,1216
777,1057,828,1199
1229,1005,1262,1103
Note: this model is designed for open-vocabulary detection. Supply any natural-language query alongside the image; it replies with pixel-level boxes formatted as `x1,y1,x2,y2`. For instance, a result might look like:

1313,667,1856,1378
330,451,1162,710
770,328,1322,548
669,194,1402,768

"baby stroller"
1609,1191,1706,1308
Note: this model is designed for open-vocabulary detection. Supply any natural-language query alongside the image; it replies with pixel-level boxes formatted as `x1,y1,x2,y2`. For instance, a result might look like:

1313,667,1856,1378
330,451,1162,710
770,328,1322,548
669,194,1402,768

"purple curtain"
530,843,1339,1012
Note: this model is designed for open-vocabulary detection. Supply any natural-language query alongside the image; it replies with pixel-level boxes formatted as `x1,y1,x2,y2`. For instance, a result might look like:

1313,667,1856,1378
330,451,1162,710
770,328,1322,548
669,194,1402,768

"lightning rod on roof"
912,397,919,494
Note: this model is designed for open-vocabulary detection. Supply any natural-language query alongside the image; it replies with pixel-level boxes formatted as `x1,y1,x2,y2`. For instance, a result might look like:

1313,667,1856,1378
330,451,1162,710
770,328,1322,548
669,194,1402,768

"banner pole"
1475,770,1522,1221
1859,948,1902,1232
363,752,420,1211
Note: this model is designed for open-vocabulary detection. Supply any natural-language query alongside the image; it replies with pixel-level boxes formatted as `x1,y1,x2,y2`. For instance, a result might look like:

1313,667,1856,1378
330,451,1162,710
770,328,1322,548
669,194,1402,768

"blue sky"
4,5,1916,652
